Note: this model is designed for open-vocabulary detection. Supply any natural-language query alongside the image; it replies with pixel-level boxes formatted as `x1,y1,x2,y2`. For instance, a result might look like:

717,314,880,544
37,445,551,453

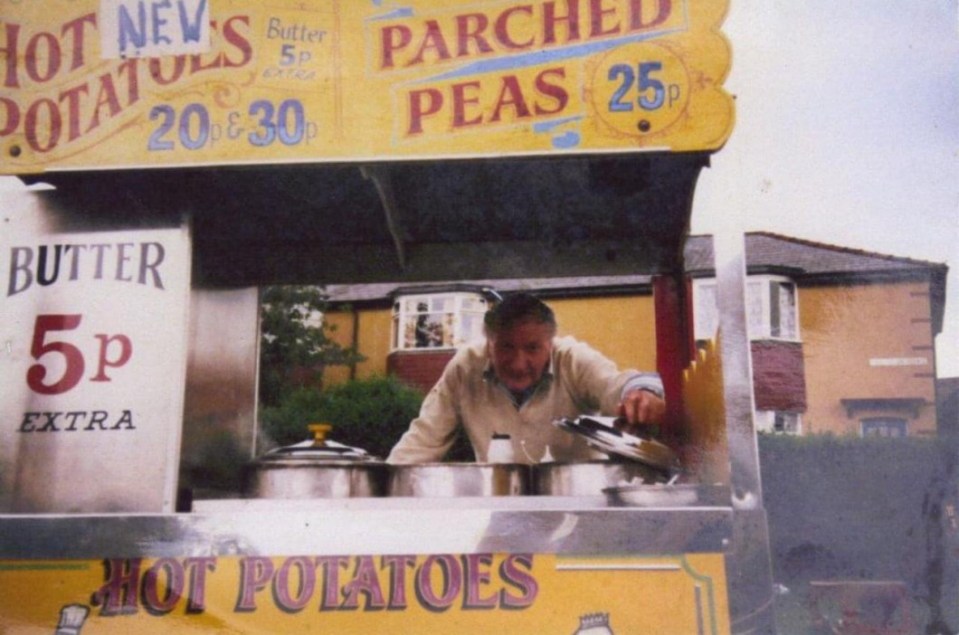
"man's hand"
616,388,666,434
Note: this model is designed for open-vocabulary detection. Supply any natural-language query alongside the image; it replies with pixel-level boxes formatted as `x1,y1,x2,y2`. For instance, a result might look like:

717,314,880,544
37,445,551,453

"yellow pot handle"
308,423,333,446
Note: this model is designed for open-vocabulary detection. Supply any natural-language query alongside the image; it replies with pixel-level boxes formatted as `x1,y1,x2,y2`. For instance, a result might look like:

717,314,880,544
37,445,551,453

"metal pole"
713,230,777,634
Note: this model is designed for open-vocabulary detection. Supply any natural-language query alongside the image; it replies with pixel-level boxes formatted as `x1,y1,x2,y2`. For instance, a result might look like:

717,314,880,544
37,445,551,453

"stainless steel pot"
537,416,682,496
532,459,670,496
387,463,531,497
243,424,387,499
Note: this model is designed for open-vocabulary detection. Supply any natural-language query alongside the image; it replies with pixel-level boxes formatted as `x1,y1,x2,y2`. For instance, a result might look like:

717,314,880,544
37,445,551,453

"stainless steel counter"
0,490,732,560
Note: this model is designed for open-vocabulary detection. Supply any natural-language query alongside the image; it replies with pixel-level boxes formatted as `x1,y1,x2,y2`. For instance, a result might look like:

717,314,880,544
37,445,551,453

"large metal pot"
243,424,388,499
535,416,682,496
387,463,531,497
533,459,669,496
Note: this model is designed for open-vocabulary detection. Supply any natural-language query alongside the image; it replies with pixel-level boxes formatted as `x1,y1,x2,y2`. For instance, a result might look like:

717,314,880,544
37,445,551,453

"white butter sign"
0,225,191,513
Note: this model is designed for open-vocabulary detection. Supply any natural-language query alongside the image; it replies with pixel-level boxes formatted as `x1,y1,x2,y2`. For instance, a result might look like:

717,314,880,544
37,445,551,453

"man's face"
487,319,554,393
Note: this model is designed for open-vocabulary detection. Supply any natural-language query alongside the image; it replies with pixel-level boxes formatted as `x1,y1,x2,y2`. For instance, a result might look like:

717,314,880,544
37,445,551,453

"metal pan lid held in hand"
552,416,681,474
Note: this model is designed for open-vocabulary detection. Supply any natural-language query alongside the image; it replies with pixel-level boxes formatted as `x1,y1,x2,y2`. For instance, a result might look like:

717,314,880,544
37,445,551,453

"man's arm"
562,337,665,431
386,378,461,464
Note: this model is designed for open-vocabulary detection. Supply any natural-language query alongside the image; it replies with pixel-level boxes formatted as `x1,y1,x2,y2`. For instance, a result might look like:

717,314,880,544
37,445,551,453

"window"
755,410,802,434
761,278,797,339
391,292,488,351
693,276,799,342
861,417,908,438
692,280,718,342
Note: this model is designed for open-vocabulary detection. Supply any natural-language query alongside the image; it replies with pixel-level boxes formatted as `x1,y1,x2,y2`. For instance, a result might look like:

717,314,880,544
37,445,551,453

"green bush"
260,376,425,459
259,375,476,461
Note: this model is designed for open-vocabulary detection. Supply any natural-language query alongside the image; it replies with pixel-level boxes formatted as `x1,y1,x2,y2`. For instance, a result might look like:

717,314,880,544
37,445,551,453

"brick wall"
752,340,807,412
387,350,456,393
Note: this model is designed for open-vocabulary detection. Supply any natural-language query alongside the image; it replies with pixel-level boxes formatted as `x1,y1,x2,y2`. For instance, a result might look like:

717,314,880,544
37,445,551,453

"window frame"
860,417,908,438
754,410,803,435
693,275,800,343
390,292,489,352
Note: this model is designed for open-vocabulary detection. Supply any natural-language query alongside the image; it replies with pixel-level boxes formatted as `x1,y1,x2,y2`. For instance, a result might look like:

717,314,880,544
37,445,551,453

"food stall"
0,0,775,632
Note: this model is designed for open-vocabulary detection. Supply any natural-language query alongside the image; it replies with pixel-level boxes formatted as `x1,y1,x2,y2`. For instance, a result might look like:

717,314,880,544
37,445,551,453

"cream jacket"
387,336,663,464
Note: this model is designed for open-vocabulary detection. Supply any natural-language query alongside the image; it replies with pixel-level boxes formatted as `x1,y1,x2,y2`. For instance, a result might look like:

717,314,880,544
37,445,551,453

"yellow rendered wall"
320,311,355,386
323,307,393,386
354,308,394,379
799,281,937,436
548,295,658,372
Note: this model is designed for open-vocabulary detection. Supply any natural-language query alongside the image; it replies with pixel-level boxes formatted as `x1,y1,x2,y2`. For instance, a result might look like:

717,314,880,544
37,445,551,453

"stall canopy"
21,152,709,286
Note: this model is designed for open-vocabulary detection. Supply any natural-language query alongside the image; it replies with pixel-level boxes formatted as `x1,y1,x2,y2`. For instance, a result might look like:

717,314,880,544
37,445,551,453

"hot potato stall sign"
0,227,191,512
0,0,733,173
0,553,729,632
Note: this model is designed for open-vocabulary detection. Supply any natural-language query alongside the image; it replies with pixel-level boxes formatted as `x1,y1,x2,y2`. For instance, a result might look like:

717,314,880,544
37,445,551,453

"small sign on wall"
869,357,928,367
0,225,192,512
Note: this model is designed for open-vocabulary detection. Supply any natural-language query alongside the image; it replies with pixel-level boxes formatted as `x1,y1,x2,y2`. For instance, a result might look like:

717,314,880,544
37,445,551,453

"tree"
258,285,363,407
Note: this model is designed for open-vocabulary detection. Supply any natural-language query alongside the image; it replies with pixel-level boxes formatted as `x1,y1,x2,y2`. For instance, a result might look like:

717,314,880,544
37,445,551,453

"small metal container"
603,483,710,507
243,424,388,499
532,459,669,496
387,463,531,497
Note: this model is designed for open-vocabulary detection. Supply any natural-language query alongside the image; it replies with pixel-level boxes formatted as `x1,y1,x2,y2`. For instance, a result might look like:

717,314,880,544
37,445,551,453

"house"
322,232,948,437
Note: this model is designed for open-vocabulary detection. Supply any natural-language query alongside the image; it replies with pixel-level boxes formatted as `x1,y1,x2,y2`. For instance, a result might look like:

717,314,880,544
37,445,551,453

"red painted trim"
653,274,695,436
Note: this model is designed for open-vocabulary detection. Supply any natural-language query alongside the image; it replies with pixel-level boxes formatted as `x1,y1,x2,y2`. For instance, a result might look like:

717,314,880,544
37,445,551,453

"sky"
691,0,959,377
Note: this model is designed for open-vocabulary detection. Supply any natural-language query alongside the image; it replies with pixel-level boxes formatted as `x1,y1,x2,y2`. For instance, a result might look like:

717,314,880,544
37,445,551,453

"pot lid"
258,423,383,463
553,416,681,474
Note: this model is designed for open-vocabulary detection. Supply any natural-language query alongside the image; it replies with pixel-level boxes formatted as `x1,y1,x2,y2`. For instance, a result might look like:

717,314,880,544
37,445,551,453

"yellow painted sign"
0,0,733,174
0,552,730,633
